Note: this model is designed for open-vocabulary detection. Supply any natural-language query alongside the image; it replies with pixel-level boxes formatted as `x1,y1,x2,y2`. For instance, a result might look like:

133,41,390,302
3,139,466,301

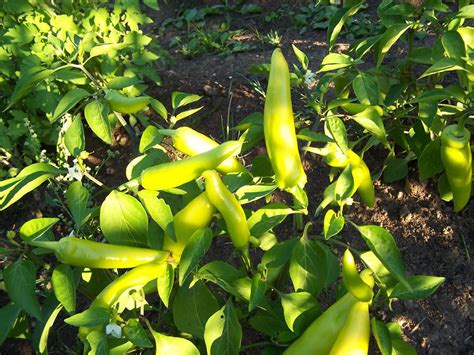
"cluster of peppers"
285,250,374,355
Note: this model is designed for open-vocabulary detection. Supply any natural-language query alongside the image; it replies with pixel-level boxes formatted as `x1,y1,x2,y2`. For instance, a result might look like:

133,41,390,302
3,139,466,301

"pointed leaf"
204,301,241,355
51,88,89,123
179,228,213,286
52,265,76,313
64,115,85,157
100,190,149,246
157,263,174,308
84,99,112,144
4,260,42,320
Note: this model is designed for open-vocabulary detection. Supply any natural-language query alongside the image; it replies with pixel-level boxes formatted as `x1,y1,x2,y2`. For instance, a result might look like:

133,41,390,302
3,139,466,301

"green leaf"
87,330,109,355
148,321,199,355
89,42,127,58
126,150,169,180
64,115,85,157
326,116,348,153
0,303,22,345
51,88,89,123
289,237,336,296
390,275,445,300
4,260,42,320
84,99,112,144
375,24,411,67
335,164,354,201
172,92,202,110
173,106,204,123
0,163,60,211
419,58,467,78
323,209,345,239
66,181,91,229
172,280,219,339
52,265,76,314
418,140,444,181
455,5,474,19
281,292,320,333
194,261,251,301
19,217,58,244
292,44,309,70
39,304,63,354
319,53,355,72
100,190,149,246
235,184,277,204
157,263,174,308
297,129,332,143
123,319,153,348
371,318,393,355
64,307,110,327
204,301,242,355
6,67,54,110
352,107,387,144
179,228,213,286
260,238,298,285
388,323,417,355
353,72,379,105
247,203,298,237
249,273,267,312
139,125,164,153
442,31,466,59
327,2,362,50
356,225,411,291
383,158,408,183
360,251,397,289
138,190,175,242
438,172,453,202
143,0,159,10
107,76,143,90
150,99,168,121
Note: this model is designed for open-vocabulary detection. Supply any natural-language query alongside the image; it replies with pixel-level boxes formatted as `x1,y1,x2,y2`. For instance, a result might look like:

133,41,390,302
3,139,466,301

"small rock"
203,84,218,96
397,191,404,199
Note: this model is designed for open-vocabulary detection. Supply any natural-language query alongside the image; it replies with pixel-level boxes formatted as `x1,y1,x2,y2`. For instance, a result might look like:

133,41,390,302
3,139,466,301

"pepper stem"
158,129,176,136
29,240,60,251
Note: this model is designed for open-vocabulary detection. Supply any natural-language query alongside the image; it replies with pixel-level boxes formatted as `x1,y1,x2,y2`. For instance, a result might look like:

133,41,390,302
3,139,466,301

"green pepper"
140,140,242,191
284,292,358,354
264,48,307,192
347,150,375,208
160,127,247,174
162,192,216,262
90,261,168,309
104,90,150,114
202,170,249,251
440,125,472,212
342,249,373,302
284,269,374,354
30,237,169,269
329,301,370,355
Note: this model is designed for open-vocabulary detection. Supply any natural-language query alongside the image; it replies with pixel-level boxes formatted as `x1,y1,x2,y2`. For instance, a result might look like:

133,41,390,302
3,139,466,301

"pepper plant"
0,44,445,354
305,0,473,211
0,0,165,179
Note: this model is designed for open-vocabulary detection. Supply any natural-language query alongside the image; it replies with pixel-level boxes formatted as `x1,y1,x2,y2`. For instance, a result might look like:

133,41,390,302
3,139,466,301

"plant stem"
241,341,285,351
114,111,137,155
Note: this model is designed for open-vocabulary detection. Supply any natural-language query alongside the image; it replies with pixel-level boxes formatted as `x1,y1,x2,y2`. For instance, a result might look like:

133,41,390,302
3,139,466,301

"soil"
1,1,473,355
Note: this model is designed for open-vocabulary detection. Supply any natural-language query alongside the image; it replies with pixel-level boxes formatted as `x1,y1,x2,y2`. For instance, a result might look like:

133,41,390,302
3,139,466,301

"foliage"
0,0,165,177
0,0,467,354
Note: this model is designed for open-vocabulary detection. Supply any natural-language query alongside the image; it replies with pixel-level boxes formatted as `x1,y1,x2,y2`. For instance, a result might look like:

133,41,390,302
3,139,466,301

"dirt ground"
1,1,473,354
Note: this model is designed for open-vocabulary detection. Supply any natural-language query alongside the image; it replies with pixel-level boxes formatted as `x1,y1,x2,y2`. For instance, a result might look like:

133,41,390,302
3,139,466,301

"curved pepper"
342,249,373,302
284,292,358,354
440,125,472,212
30,237,169,269
202,170,249,251
140,140,242,191
329,301,370,355
347,150,375,208
104,90,150,114
264,48,307,192
284,269,374,354
160,127,247,174
162,192,216,261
